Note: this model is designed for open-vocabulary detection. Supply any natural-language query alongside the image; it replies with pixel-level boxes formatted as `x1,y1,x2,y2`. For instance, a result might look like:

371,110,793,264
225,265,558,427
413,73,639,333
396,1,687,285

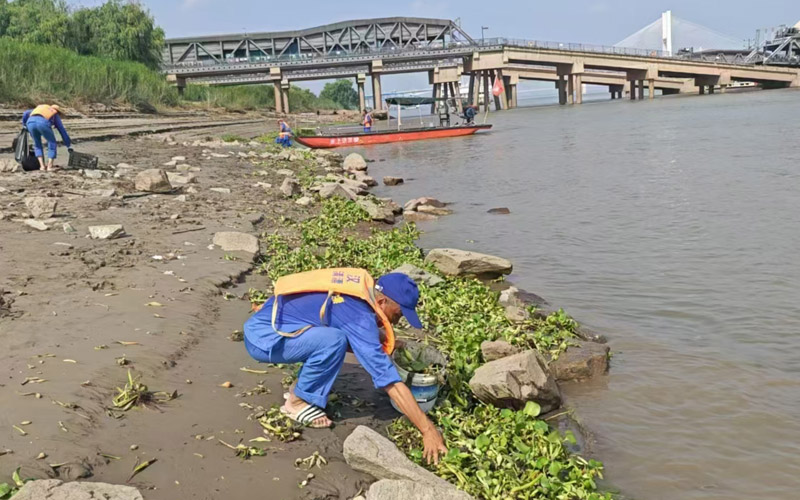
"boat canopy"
384,97,439,106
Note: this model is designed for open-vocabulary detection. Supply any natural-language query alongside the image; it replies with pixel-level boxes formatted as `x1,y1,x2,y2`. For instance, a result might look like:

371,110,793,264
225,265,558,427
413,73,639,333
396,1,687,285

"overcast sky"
68,0,797,43
66,1,798,96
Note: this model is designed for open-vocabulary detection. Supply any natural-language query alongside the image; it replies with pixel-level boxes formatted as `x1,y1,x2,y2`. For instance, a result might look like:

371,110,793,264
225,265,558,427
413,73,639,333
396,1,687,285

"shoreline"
1,121,612,499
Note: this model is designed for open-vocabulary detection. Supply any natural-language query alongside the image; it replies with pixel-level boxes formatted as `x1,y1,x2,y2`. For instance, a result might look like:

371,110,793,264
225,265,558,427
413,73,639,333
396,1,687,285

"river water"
361,89,800,500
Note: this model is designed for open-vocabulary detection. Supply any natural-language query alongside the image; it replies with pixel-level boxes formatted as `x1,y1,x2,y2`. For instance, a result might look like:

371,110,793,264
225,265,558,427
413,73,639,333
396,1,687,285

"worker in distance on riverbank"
362,109,373,132
276,119,292,147
21,104,72,171
243,268,449,464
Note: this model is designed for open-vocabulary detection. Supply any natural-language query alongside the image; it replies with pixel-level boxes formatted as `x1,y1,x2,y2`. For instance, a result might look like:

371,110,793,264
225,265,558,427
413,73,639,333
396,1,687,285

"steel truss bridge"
163,17,800,113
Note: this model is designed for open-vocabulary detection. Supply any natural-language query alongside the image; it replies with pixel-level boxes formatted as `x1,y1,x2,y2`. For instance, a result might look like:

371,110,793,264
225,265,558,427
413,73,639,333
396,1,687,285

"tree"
319,79,359,110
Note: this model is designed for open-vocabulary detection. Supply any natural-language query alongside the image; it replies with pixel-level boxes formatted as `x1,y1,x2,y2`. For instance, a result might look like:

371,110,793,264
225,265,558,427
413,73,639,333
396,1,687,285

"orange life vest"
362,114,373,126
31,105,57,120
270,268,395,354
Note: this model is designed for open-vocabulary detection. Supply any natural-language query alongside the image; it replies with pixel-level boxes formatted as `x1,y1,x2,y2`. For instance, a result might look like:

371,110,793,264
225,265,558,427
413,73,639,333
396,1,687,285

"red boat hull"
294,124,492,149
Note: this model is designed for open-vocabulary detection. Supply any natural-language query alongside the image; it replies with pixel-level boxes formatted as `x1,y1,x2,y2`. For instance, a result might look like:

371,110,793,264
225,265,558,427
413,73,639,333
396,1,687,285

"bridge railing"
477,37,668,58
162,37,678,70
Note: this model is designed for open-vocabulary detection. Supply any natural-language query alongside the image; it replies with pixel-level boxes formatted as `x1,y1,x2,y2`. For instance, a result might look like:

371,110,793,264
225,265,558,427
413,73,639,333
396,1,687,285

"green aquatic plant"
253,197,604,499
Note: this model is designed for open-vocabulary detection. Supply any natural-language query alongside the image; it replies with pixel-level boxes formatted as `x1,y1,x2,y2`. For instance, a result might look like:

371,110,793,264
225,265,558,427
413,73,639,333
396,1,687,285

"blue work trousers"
244,326,348,408
27,116,58,159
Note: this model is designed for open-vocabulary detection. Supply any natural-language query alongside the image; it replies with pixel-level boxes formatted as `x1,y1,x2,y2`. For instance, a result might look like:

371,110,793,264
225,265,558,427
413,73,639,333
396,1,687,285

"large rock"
24,197,57,219
343,426,462,493
353,171,378,187
343,153,367,171
318,183,357,200
23,219,49,231
480,340,521,362
366,479,473,500
416,205,453,216
469,350,561,413
88,225,125,240
357,199,395,224
425,248,513,279
212,231,260,254
404,197,446,211
550,341,610,382
134,169,172,193
391,263,444,286
13,479,143,500
166,172,197,185
383,176,404,186
404,212,438,223
280,177,301,197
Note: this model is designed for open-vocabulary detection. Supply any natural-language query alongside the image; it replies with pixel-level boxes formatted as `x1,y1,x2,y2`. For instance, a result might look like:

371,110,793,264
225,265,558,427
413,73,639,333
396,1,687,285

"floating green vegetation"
252,197,607,499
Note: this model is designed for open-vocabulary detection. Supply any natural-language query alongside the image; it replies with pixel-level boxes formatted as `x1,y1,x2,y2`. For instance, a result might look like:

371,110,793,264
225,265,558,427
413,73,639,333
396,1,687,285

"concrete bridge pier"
504,72,519,109
649,79,655,99
357,74,366,112
280,81,290,114
371,61,384,111
166,75,187,95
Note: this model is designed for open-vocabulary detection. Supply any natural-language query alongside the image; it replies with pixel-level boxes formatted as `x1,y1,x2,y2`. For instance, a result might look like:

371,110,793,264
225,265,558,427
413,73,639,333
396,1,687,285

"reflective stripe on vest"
31,105,56,120
270,268,395,354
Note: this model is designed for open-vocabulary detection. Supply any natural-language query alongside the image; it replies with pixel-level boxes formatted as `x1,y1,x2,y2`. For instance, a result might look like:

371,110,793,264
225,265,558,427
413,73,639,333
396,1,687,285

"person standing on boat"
243,268,448,465
362,109,374,133
21,105,72,171
276,119,292,148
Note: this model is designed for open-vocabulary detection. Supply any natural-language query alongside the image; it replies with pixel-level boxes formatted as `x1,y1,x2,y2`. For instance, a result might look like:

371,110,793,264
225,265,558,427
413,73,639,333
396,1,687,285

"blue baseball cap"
376,273,423,329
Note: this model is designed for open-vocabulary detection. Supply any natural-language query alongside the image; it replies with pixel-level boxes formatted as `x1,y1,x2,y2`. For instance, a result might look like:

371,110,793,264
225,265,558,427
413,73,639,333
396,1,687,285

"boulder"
343,153,367,171
425,248,512,279
88,225,125,240
480,340,521,362
366,480,473,500
498,286,522,308
383,176,404,186
275,168,295,177
404,212,438,223
134,169,172,193
0,157,19,172
353,171,378,186
391,263,444,286
404,197,446,212
23,219,49,231
487,207,511,214
504,305,531,323
13,479,144,500
343,426,464,494
280,177,301,197
171,156,186,161
416,205,453,216
295,196,313,206
319,183,357,201
212,231,260,254
468,350,561,413
24,197,57,219
83,169,108,179
357,199,395,224
550,341,610,382
166,172,197,185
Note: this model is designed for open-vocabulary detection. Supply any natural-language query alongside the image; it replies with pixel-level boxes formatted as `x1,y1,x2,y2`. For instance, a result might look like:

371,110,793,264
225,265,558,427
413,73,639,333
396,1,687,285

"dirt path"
0,125,388,499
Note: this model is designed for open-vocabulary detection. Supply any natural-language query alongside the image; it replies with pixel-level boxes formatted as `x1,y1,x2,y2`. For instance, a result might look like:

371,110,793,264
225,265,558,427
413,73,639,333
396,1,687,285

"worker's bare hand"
422,428,447,465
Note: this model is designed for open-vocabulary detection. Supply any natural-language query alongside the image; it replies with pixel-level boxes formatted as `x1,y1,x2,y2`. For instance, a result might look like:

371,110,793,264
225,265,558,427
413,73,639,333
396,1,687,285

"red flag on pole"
492,76,504,97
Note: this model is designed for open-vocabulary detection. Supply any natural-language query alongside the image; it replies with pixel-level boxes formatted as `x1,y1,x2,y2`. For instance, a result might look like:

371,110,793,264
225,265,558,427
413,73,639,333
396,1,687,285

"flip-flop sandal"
280,403,332,428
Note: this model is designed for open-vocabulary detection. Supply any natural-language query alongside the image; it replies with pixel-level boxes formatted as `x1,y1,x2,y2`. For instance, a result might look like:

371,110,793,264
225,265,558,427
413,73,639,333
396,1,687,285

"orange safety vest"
31,105,57,120
363,114,373,126
270,268,395,354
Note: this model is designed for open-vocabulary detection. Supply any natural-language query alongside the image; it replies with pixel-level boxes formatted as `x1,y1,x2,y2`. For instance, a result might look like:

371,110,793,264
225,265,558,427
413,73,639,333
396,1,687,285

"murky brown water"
360,89,800,500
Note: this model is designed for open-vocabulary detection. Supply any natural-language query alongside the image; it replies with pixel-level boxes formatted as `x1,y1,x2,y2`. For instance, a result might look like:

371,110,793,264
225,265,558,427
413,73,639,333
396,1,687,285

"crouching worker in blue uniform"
244,268,448,464
275,119,292,147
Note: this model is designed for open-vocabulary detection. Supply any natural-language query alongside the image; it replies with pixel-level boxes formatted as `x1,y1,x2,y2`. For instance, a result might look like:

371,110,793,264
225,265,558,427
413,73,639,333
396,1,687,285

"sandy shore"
0,122,393,499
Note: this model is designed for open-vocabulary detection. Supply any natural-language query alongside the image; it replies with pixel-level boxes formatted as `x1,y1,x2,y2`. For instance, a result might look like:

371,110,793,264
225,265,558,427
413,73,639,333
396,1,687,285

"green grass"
0,38,179,109
0,38,343,113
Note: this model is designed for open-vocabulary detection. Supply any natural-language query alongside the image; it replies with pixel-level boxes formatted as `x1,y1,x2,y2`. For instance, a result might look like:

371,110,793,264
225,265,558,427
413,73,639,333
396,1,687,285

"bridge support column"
637,80,645,100
494,70,508,110
357,74,366,113
557,76,567,105
451,82,463,113
166,75,186,95
483,72,491,112
567,75,575,105
699,85,705,95
575,74,583,104
467,74,477,107
629,80,636,100
273,81,284,114
649,79,655,100
281,81,290,114
708,85,715,94
371,74,383,111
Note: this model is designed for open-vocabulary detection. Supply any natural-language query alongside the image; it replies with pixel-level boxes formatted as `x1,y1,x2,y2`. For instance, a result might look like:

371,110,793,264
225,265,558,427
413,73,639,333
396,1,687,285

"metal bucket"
390,341,446,414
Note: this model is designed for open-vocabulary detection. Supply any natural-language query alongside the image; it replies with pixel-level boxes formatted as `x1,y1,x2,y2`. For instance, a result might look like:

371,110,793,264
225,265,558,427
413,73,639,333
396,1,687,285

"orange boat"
294,124,492,149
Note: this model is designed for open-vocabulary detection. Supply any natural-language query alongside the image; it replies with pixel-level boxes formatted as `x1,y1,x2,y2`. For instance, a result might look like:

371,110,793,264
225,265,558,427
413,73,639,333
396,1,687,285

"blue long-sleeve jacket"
22,109,72,148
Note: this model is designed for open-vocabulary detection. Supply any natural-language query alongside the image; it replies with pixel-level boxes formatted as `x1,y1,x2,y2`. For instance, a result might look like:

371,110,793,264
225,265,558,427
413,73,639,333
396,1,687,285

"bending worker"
276,119,292,148
21,105,72,171
243,268,448,464
464,104,477,125
362,109,373,133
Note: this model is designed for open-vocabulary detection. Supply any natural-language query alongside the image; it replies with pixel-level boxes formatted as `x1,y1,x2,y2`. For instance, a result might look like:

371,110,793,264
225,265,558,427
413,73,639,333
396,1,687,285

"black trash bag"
11,127,40,171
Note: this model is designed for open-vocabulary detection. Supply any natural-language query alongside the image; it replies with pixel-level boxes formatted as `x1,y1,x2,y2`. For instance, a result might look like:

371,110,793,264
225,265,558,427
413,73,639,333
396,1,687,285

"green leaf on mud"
523,401,541,418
